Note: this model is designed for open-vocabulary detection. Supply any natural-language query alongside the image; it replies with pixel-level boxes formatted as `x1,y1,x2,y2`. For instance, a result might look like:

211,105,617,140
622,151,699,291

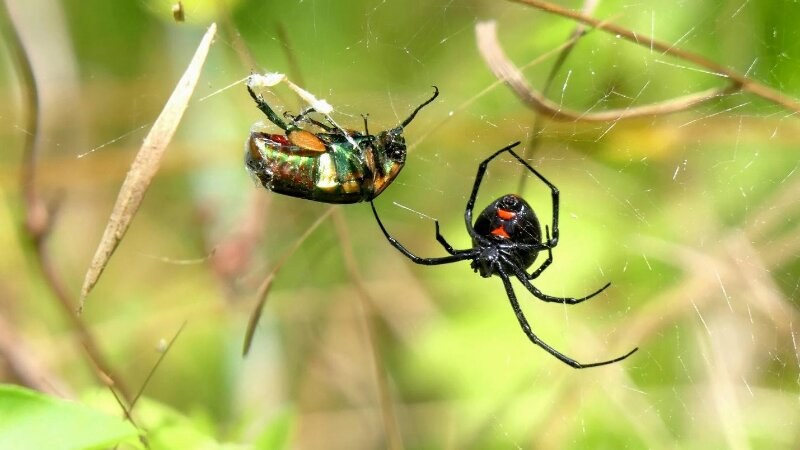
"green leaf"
93,393,236,450
253,407,295,450
0,384,139,450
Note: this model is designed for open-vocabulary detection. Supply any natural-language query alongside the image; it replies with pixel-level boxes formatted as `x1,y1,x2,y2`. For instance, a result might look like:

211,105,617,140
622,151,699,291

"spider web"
3,0,800,448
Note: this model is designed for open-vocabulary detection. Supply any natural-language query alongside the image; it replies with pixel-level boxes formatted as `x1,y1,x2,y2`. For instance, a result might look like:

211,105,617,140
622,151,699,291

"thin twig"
130,321,187,409
332,209,405,450
544,0,598,90
0,0,132,402
106,322,184,448
508,0,800,113
518,0,599,193
477,21,737,123
0,314,71,396
107,384,150,450
411,34,588,150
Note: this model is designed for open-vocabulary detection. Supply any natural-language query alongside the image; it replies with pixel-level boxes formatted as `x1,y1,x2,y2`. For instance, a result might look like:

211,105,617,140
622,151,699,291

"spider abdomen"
473,194,542,270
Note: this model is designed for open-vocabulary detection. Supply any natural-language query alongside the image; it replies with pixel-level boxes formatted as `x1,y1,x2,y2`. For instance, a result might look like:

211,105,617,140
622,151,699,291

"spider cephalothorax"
470,194,544,277
370,142,638,369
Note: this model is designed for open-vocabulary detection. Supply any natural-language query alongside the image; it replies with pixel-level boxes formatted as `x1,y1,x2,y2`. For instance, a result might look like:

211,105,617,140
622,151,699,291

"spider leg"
510,264,610,304
497,267,637,368
527,225,553,279
465,142,522,235
505,149,560,248
247,83,292,132
435,220,472,255
371,201,477,265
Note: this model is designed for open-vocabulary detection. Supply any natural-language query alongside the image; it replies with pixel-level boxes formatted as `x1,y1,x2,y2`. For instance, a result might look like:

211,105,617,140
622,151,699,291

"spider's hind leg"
497,267,636,368
511,265,609,305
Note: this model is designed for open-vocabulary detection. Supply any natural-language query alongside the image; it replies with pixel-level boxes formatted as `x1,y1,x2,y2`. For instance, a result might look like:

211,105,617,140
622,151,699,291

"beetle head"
377,126,407,164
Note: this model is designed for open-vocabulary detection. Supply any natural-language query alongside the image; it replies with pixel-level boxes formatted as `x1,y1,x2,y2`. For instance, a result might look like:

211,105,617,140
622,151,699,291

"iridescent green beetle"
245,83,439,203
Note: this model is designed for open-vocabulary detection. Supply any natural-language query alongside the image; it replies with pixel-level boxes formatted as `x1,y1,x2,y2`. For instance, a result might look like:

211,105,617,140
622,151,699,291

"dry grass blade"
476,21,734,122
332,209,404,450
243,206,336,355
78,23,217,312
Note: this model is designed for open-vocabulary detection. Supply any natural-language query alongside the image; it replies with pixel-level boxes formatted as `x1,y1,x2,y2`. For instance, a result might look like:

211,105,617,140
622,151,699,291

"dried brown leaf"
79,23,217,311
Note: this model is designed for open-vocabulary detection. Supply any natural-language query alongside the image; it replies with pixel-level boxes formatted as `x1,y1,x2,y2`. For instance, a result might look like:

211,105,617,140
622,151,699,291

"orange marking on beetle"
248,136,264,161
288,129,326,152
491,225,510,239
497,208,515,220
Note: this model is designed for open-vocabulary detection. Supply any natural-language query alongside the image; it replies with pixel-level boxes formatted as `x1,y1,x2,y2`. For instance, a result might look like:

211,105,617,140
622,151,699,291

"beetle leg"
287,107,338,132
361,114,371,137
247,83,292,132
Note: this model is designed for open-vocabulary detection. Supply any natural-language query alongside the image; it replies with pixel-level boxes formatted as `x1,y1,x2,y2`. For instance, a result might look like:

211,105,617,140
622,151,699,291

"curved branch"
507,0,800,114
0,0,131,402
516,0,599,193
476,21,738,122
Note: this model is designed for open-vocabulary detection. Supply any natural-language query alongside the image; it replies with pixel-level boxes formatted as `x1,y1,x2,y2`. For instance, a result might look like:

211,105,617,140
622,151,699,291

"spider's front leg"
433,220,474,256
504,149,561,247
527,225,554,279
464,142,522,231
371,202,477,266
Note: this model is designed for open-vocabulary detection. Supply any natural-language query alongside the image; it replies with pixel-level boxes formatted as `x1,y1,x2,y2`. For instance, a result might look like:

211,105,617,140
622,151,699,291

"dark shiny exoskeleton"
245,81,438,203
471,194,543,276
371,141,638,369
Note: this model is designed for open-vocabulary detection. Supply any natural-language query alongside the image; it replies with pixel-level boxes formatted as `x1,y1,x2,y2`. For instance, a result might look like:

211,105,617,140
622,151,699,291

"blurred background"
1,0,799,448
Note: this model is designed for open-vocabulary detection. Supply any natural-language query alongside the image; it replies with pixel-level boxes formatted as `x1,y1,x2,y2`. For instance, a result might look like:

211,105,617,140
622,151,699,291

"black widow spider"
370,142,638,368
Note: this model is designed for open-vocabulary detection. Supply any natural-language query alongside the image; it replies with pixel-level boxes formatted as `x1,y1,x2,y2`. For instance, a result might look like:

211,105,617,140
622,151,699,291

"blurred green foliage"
0,384,138,449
